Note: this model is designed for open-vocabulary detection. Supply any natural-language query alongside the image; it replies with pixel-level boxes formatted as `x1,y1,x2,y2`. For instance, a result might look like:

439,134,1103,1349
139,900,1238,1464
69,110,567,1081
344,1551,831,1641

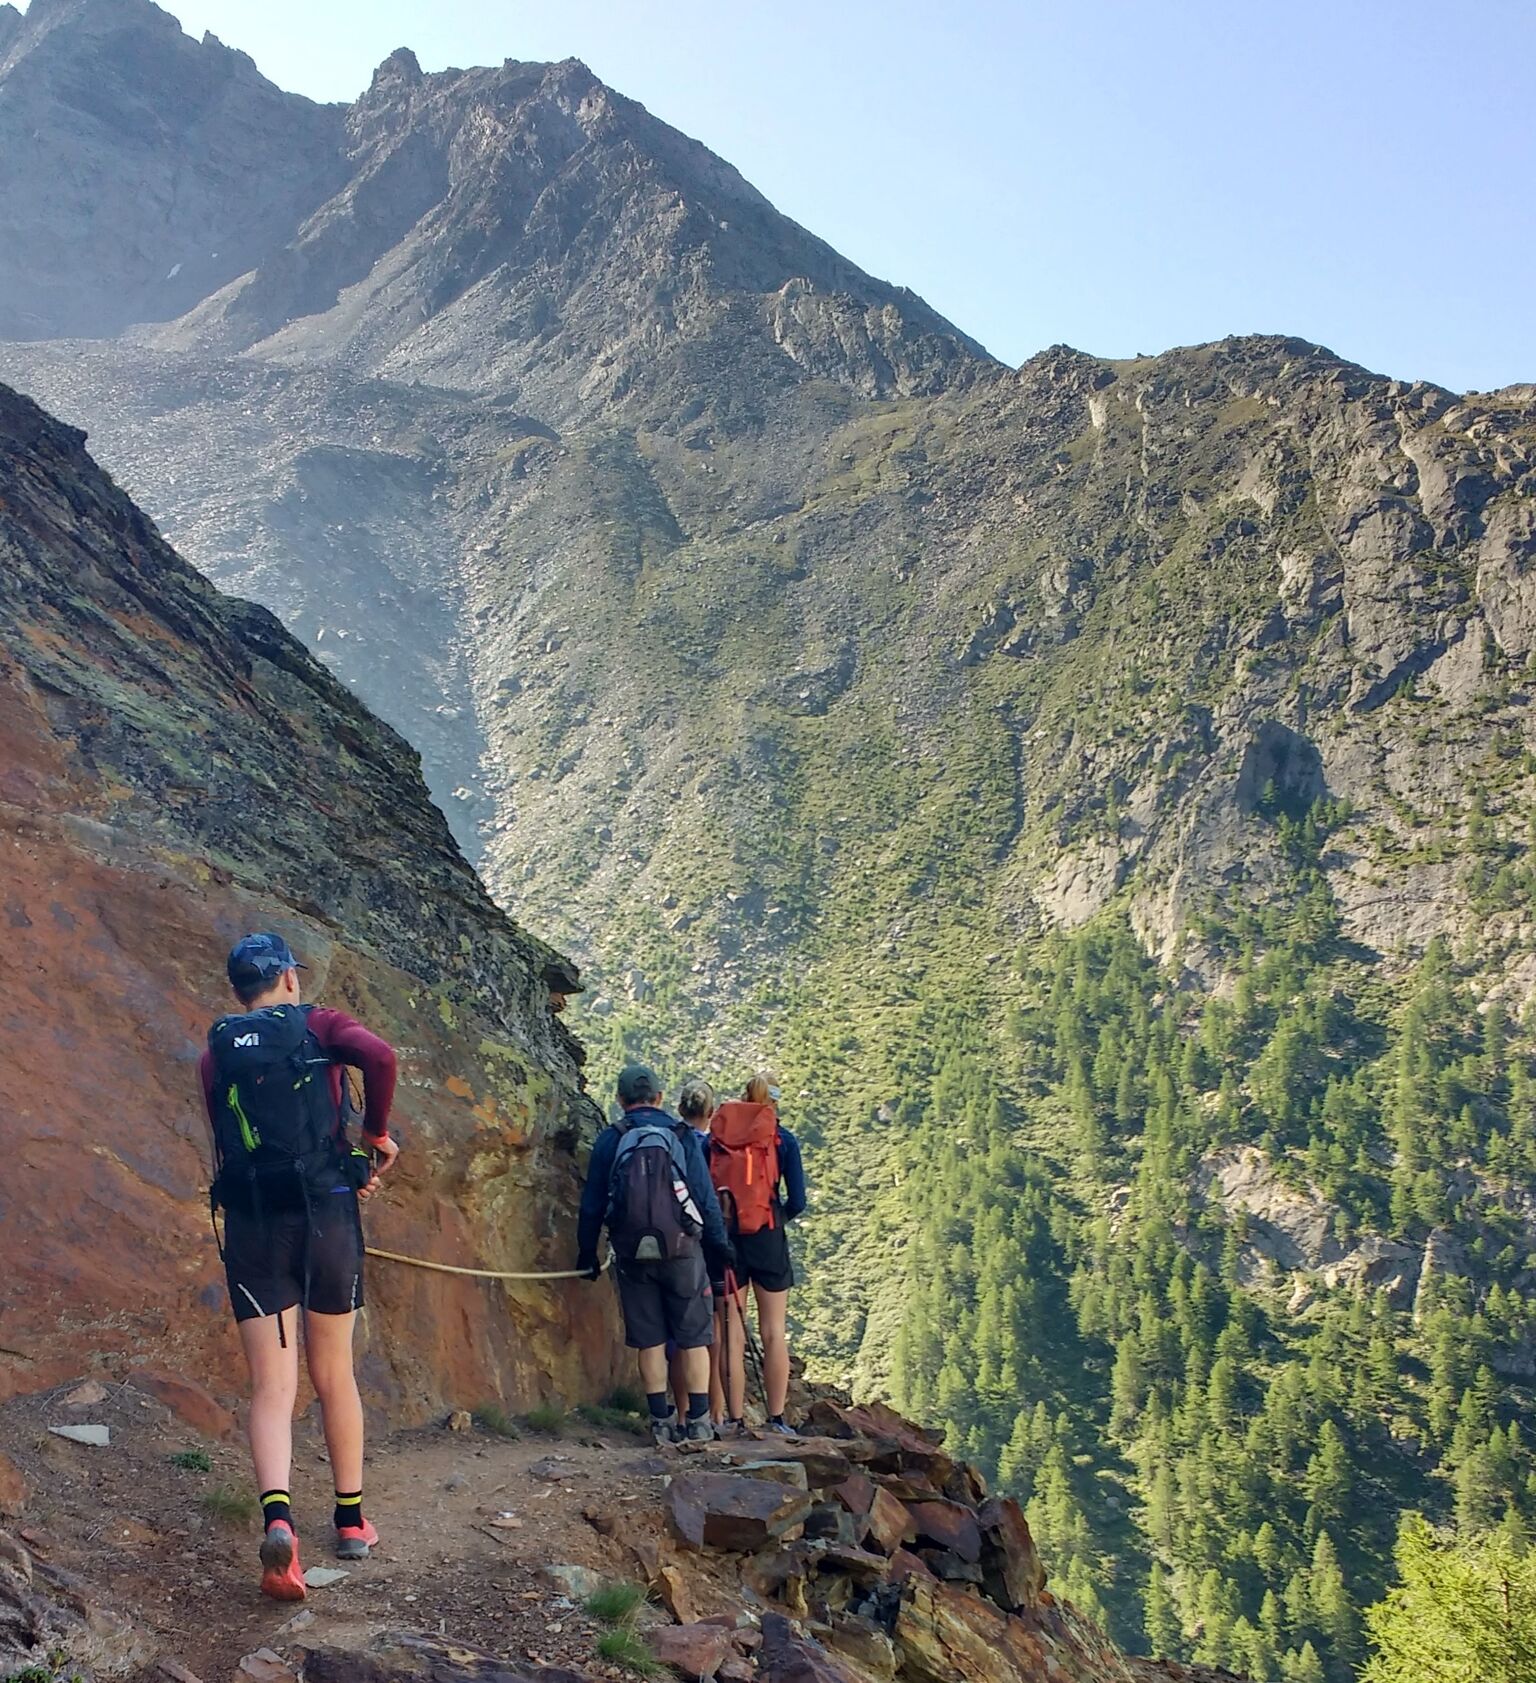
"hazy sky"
37,0,1536,392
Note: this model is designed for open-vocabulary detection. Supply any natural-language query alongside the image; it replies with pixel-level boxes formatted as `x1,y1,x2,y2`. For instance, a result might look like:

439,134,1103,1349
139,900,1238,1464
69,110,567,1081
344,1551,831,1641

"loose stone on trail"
49,1423,110,1446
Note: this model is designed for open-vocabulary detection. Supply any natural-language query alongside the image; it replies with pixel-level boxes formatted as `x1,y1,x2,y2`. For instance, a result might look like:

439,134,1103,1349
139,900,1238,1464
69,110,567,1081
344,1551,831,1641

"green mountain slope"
3,12,1536,1678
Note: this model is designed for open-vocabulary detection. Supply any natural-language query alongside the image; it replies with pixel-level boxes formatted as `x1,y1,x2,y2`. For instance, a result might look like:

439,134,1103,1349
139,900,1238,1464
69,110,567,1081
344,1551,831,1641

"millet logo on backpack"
233,1032,260,1047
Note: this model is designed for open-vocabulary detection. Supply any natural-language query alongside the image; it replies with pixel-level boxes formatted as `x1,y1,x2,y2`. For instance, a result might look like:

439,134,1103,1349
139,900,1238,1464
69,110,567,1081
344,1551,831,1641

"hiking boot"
765,1418,800,1437
651,1408,683,1447
258,1520,307,1602
684,1414,717,1443
335,1517,380,1560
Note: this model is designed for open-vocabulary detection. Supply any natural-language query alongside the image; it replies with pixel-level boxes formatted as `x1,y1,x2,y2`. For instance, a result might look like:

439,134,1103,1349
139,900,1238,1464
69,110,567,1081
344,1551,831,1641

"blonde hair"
744,1072,779,1106
677,1079,715,1123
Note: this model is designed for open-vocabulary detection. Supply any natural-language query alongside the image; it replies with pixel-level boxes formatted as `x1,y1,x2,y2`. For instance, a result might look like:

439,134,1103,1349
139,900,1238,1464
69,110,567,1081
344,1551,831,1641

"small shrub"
168,1448,211,1473
584,1579,647,1624
472,1403,520,1439
523,1401,566,1434
201,1484,257,1528
595,1627,659,1676
604,1383,645,1415
574,1402,648,1438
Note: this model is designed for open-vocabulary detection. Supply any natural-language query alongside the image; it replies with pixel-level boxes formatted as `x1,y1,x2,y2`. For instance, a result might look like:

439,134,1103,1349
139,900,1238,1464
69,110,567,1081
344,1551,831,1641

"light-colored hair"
677,1080,715,1123
744,1072,779,1106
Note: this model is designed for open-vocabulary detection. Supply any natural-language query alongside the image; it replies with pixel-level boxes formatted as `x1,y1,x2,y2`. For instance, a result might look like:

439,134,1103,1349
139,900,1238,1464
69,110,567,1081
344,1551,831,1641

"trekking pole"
721,1264,739,1427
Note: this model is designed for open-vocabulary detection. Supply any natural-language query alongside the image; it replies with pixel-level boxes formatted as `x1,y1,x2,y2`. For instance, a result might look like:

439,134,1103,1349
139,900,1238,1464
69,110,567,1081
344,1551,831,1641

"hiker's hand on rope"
577,1250,602,1282
359,1132,400,1201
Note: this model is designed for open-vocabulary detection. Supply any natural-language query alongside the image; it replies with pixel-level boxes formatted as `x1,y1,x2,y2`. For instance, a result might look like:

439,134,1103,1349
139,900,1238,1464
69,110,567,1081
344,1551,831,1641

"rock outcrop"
0,379,622,1415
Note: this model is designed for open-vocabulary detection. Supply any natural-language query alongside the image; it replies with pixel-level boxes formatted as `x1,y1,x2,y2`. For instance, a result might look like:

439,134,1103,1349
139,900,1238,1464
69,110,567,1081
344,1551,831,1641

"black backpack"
207,1004,355,1212
607,1116,703,1264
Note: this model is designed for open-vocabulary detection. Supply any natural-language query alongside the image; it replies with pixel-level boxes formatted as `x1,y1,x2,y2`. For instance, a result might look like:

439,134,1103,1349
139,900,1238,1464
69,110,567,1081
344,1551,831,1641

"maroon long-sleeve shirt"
199,1006,397,1143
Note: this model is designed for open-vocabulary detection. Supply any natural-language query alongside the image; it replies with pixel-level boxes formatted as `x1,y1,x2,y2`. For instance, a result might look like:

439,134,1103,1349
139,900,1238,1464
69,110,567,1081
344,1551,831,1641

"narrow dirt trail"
0,1381,679,1680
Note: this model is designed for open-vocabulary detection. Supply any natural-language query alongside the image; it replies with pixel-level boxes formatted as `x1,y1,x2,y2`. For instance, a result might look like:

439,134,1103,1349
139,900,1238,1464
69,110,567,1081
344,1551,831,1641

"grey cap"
616,1063,662,1106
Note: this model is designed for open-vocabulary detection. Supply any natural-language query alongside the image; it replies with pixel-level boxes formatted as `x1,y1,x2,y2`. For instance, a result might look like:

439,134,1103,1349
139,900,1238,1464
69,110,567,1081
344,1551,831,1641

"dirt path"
0,1381,680,1680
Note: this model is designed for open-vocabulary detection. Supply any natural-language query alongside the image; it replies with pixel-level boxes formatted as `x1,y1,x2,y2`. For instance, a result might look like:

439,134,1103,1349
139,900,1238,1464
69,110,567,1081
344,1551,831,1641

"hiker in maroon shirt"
200,933,399,1601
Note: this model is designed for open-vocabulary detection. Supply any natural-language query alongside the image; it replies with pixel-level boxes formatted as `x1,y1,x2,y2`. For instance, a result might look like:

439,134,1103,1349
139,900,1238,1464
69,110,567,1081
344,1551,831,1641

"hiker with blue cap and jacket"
576,1064,733,1444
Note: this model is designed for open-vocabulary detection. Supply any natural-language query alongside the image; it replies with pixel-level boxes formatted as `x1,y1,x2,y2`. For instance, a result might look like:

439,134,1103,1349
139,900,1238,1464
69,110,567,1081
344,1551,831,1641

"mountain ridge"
4,5,1536,1676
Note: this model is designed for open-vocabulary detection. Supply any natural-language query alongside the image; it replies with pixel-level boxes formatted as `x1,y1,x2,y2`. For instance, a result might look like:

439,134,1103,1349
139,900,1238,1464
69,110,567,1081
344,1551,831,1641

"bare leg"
680,1345,709,1394
238,1309,300,1502
722,1287,749,1420
636,1343,668,1395
754,1286,791,1418
303,1309,363,1499
709,1301,727,1421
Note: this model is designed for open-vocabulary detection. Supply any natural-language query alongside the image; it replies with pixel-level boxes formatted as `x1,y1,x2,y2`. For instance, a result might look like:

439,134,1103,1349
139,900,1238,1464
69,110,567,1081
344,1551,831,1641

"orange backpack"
709,1101,781,1235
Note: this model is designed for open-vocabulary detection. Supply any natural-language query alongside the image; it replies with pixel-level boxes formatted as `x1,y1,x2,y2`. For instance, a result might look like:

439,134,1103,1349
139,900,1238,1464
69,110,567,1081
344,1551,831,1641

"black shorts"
615,1253,713,1350
730,1224,794,1294
222,1189,364,1322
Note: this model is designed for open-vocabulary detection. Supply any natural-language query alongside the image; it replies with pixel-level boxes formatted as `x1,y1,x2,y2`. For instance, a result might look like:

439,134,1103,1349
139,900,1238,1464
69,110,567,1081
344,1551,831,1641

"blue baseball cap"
227,932,307,991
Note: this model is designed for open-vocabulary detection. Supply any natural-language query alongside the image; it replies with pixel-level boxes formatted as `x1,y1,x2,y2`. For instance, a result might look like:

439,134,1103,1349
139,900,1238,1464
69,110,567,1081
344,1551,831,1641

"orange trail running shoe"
335,1517,379,1560
258,1519,307,1601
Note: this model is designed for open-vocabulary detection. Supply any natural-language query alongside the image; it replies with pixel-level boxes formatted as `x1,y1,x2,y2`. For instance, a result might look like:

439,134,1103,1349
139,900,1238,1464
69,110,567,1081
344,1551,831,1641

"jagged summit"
0,0,987,408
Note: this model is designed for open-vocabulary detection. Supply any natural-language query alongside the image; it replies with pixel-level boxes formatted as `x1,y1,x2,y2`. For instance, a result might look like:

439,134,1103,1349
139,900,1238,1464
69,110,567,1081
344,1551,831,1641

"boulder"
888,1549,936,1585
809,1544,891,1585
894,1576,1056,1683
976,1497,1046,1612
825,1614,897,1680
758,1612,868,1683
734,1460,812,1491
905,1500,981,1563
649,1622,733,1680
668,1472,813,1551
754,1440,859,1486
539,1562,608,1600
0,1452,26,1518
864,1487,915,1554
831,1472,875,1519
919,1548,983,1583
656,1564,699,1624
803,1503,860,1547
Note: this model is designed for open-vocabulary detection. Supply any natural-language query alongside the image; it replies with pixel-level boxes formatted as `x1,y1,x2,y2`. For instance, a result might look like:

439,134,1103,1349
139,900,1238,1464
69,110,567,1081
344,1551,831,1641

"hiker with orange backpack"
709,1072,807,1436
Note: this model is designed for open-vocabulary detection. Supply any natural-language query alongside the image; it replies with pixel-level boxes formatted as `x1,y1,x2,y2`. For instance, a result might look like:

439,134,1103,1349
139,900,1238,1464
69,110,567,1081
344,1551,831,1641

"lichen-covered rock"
0,383,623,1414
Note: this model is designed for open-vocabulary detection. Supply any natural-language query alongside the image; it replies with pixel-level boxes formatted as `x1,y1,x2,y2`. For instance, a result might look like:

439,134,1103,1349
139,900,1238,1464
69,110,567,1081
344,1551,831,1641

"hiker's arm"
576,1130,616,1261
308,1009,398,1141
683,1130,730,1252
198,1049,217,1164
778,1127,808,1221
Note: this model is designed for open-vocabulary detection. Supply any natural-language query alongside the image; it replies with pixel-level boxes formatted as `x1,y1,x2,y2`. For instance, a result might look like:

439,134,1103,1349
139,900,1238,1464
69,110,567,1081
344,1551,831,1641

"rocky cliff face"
0,0,346,339
0,379,622,1418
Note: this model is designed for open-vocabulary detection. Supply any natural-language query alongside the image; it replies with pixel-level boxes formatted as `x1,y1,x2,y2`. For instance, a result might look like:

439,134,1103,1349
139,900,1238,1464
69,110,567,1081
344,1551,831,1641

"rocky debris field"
0,1382,1239,1683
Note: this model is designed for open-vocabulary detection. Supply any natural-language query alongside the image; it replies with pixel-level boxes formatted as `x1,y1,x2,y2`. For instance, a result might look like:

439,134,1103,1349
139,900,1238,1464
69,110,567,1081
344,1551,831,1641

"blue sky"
40,0,1536,391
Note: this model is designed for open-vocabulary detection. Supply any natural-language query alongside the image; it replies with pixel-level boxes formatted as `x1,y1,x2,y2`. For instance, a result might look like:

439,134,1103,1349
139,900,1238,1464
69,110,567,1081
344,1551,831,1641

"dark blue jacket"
773,1125,809,1221
577,1105,729,1260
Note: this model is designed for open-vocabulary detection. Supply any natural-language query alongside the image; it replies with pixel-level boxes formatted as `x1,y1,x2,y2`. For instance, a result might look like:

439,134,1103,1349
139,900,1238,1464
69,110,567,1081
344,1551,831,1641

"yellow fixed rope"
364,1245,608,1282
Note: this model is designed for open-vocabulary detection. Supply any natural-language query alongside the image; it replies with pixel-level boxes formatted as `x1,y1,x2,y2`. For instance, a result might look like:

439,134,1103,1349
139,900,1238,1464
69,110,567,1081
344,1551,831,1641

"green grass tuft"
595,1627,659,1676
603,1383,645,1415
584,1580,648,1624
472,1403,521,1439
168,1448,211,1473
201,1484,257,1528
574,1402,649,1438
522,1401,566,1434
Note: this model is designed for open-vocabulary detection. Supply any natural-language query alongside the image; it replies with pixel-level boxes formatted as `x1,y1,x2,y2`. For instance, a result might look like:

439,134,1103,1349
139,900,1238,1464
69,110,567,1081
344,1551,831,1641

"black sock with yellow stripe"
334,1490,364,1532
260,1489,292,1531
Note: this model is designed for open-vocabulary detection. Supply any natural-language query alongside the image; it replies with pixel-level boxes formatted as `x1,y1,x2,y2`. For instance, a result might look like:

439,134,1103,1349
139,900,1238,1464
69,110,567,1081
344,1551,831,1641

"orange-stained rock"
0,1453,26,1517
864,1486,915,1555
905,1499,981,1562
130,1370,236,1440
977,1496,1046,1611
648,1622,733,1680
668,1471,813,1552
0,386,625,1419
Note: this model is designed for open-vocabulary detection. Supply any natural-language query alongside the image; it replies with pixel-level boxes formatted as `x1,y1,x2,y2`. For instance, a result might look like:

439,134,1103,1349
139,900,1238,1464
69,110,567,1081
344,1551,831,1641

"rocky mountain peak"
370,42,423,89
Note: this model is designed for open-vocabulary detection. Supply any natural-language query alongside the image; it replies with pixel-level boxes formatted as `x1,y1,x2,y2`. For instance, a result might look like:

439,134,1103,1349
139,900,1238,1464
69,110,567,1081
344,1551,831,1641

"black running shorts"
615,1253,713,1350
222,1189,364,1322
731,1224,795,1294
